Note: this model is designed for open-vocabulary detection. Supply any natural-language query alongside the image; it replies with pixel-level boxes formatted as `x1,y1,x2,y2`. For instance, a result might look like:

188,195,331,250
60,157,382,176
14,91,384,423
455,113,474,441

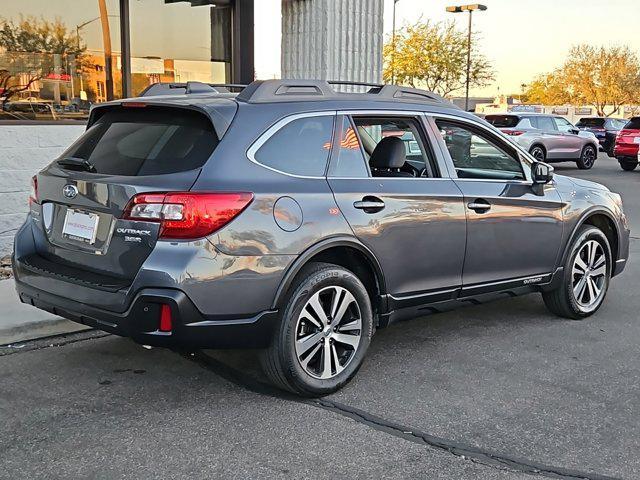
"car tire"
619,159,638,171
529,145,546,162
542,225,611,320
576,145,597,169
261,262,374,396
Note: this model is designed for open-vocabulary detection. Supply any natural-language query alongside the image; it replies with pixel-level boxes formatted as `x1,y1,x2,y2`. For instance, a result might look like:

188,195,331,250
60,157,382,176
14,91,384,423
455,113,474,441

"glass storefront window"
0,0,121,121
129,0,228,97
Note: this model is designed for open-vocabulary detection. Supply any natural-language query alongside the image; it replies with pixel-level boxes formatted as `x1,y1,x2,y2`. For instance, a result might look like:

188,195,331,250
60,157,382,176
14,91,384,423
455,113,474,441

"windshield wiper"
56,157,97,173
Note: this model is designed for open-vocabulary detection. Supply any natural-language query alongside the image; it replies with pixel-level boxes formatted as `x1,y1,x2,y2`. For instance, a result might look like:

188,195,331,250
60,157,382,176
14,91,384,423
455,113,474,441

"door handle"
353,196,385,213
467,199,491,213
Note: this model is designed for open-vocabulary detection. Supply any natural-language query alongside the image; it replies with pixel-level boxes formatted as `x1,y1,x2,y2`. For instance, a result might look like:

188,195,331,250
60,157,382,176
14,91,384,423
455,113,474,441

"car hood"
555,174,610,192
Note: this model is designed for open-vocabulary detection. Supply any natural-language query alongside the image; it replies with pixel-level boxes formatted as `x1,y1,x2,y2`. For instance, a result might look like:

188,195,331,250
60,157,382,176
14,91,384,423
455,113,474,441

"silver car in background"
486,114,600,169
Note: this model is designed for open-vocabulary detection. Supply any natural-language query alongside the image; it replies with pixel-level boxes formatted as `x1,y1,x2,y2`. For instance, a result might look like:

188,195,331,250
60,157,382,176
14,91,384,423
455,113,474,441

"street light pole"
445,4,487,111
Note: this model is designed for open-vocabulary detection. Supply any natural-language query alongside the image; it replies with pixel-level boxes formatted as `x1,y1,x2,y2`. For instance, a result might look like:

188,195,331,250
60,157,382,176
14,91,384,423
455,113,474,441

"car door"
533,115,565,160
327,113,466,307
554,116,583,158
431,115,564,294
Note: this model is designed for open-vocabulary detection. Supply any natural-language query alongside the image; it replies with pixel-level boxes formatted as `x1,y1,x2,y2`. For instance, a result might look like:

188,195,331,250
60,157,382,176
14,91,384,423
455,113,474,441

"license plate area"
62,208,99,245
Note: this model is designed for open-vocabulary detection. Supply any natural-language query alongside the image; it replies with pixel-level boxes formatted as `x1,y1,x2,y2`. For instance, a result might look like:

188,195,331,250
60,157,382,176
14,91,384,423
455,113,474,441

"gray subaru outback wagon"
13,80,630,396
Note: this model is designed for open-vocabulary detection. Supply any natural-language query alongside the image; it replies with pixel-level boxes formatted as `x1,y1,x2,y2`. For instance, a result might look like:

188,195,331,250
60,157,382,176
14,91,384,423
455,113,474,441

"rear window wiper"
56,157,97,173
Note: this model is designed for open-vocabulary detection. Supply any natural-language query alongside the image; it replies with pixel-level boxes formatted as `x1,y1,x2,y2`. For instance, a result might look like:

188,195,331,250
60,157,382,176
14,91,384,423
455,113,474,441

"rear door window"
536,116,557,131
253,115,334,176
328,116,369,177
61,107,218,176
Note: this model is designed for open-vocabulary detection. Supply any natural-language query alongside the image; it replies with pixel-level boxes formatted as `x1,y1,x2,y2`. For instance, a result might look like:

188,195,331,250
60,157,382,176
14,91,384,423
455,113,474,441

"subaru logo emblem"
63,184,78,199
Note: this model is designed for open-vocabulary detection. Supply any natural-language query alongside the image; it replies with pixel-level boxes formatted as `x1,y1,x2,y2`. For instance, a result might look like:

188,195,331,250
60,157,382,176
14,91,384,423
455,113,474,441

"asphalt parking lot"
1,154,638,480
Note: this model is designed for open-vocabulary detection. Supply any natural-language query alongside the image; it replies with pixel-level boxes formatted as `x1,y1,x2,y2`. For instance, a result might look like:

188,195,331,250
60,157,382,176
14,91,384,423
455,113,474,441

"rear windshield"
624,117,640,130
59,107,217,176
576,118,605,127
485,115,520,128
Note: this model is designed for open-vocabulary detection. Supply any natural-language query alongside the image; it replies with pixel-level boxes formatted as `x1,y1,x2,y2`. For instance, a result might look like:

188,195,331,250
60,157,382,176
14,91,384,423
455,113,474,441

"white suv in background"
486,114,600,169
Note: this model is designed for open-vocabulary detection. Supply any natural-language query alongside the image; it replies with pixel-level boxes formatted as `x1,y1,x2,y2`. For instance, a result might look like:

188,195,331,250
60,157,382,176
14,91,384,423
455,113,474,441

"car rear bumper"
614,144,639,157
14,279,279,349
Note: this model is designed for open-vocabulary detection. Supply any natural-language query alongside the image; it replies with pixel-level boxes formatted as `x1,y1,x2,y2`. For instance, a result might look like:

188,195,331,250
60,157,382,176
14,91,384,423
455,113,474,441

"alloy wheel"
572,240,607,311
531,147,545,161
581,147,596,168
294,286,362,379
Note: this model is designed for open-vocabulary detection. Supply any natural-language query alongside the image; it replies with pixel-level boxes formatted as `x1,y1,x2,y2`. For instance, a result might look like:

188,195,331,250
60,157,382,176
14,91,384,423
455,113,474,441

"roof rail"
139,81,247,97
235,79,451,106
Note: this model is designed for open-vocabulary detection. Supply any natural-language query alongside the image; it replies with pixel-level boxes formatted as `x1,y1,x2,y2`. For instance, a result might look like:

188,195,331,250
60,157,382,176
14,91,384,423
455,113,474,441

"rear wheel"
619,159,638,171
529,145,546,162
576,145,597,169
542,225,611,319
261,262,373,396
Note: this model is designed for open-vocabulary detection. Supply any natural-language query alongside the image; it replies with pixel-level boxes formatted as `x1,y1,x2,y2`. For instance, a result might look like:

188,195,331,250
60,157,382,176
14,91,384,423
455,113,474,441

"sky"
255,0,640,97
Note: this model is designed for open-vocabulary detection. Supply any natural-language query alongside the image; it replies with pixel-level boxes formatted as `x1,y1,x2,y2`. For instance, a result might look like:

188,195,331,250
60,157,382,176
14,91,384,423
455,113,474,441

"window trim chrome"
246,110,338,179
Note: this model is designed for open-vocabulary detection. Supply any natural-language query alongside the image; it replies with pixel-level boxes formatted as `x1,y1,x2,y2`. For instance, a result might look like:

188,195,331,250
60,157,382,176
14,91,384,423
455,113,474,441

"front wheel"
542,225,611,319
530,145,546,162
261,262,374,396
576,145,597,169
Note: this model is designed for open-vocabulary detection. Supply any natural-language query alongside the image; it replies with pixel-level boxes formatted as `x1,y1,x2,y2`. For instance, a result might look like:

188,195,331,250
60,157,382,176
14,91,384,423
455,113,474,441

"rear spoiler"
87,100,238,139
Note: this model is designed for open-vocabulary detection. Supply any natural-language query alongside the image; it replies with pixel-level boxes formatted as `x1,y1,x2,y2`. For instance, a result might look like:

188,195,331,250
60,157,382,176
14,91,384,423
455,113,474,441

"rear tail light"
28,176,38,206
503,129,525,136
123,191,253,239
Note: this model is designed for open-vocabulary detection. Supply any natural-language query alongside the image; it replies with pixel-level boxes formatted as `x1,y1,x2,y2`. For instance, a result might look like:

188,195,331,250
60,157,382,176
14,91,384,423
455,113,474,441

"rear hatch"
484,114,526,136
30,105,221,283
616,118,640,149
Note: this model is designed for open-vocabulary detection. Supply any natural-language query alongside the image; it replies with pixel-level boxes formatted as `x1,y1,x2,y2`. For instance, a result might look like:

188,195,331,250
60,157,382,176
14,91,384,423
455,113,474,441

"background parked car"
576,117,627,157
485,113,600,169
614,117,640,171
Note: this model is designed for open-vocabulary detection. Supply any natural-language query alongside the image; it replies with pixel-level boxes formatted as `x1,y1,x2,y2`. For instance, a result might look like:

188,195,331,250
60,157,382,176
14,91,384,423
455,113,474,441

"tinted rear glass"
576,118,605,127
485,115,520,128
60,107,217,176
624,118,640,130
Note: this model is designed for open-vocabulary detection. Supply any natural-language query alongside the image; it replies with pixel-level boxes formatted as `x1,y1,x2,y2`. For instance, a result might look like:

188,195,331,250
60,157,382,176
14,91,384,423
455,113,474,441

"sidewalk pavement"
0,279,90,345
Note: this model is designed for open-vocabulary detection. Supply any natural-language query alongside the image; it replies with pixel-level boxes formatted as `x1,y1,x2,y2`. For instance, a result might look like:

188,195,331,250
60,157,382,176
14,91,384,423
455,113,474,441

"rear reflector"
123,191,254,239
159,304,172,332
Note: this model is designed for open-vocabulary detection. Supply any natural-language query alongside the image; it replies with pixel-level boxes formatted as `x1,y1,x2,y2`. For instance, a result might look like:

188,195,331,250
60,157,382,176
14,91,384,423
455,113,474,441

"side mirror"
532,162,554,184
569,128,580,135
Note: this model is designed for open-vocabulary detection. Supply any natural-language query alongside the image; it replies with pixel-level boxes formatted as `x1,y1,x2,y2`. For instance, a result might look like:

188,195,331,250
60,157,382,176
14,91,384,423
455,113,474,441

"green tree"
0,15,85,106
383,20,494,97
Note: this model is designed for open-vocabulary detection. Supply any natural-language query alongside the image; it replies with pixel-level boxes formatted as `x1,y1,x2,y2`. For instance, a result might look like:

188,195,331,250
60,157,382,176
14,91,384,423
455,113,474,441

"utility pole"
445,4,487,111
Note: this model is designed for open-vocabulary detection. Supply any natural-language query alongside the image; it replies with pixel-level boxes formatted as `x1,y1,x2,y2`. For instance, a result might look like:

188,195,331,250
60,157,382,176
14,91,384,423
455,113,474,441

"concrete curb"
0,279,90,345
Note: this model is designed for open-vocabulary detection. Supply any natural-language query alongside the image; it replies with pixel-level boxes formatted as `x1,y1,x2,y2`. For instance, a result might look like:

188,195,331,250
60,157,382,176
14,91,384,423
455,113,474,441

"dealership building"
0,0,384,255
